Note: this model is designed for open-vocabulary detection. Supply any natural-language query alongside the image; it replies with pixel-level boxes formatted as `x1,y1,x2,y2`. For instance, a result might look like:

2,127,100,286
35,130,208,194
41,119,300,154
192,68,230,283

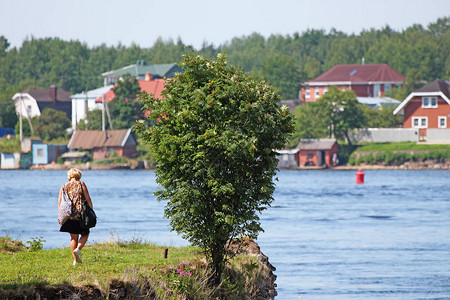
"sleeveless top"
64,180,84,220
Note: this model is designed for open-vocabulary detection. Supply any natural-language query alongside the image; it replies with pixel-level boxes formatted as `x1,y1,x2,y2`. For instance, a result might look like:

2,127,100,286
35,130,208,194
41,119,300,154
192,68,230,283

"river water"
0,169,449,299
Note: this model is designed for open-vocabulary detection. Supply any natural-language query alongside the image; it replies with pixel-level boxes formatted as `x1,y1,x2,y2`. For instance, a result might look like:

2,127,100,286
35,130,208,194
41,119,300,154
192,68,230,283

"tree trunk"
344,130,353,147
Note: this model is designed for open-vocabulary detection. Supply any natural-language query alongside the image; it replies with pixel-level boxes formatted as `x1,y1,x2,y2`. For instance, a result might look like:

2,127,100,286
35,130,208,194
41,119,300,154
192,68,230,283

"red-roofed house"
300,64,406,102
12,85,72,119
96,72,165,103
393,80,450,140
68,129,137,159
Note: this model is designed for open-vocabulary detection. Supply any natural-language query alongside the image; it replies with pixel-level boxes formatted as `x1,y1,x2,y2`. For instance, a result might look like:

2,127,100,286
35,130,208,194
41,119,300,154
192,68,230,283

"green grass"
0,237,273,299
355,142,450,152
0,236,28,253
0,241,200,289
347,142,450,166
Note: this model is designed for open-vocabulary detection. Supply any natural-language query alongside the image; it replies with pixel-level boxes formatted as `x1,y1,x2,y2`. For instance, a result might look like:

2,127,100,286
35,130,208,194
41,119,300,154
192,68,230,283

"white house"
12,85,72,119
70,85,113,129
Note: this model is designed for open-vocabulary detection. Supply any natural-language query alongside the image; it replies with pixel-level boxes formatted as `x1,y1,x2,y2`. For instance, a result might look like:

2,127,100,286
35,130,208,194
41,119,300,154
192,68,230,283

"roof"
71,85,114,100
95,78,166,103
102,62,181,79
416,79,450,98
307,64,406,84
19,86,72,102
295,139,337,150
68,129,135,150
357,96,401,107
393,80,450,115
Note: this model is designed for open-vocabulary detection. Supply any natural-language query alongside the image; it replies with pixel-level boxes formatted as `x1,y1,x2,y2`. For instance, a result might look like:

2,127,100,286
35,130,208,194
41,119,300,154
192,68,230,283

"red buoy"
355,169,365,184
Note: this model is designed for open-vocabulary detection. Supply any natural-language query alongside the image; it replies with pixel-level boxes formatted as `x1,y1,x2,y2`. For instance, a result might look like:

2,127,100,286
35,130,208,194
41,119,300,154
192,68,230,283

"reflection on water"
1,169,449,299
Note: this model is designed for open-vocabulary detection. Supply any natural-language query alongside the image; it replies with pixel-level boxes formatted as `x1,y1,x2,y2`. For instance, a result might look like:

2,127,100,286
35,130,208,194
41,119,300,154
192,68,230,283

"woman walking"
58,168,93,265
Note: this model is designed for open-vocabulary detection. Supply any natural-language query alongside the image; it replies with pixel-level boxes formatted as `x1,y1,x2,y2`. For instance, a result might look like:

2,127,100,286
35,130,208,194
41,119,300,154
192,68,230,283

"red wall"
403,96,450,128
297,144,339,166
300,83,398,101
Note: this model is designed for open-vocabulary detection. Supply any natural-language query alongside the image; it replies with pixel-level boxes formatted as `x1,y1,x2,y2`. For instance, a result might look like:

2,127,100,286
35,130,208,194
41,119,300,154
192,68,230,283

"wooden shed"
296,139,339,167
68,129,137,160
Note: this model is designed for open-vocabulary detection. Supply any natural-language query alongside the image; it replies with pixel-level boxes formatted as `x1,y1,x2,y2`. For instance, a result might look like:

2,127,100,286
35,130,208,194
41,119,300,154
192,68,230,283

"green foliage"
135,50,294,284
349,148,450,166
361,105,403,128
136,138,157,167
0,101,17,128
26,237,46,252
0,17,449,108
77,109,104,130
290,87,366,146
356,142,450,151
14,117,35,138
0,236,27,253
317,87,366,145
112,74,141,101
337,144,357,165
109,100,142,129
106,74,143,129
34,108,71,141
289,102,327,147
13,108,70,141
0,137,21,153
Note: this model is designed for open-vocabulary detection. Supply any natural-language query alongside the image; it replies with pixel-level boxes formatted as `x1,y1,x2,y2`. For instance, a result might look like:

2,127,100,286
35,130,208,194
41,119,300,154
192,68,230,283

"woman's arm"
81,181,93,209
58,186,62,209
57,186,63,224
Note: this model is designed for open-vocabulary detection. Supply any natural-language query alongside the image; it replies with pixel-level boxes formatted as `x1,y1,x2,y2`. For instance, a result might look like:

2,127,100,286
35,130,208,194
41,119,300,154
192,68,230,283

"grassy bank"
0,236,275,299
348,142,450,166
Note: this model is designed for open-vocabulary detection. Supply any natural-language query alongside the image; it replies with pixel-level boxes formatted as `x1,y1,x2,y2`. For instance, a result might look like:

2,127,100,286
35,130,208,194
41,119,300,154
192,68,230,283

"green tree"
110,74,142,129
0,101,17,128
289,102,328,147
260,54,302,99
316,86,366,145
34,108,71,141
135,50,293,285
77,109,104,130
362,105,403,128
0,36,10,58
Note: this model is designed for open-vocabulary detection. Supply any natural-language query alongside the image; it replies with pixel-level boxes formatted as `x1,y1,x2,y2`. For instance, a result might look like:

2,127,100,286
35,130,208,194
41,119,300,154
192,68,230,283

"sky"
0,0,449,50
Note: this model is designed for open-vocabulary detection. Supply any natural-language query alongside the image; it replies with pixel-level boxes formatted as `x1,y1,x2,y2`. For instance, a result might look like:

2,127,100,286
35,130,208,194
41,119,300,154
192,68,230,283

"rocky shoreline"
24,158,450,171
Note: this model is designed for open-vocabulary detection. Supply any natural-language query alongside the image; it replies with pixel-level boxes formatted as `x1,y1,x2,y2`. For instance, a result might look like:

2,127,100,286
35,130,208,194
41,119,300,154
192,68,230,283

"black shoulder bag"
79,182,97,229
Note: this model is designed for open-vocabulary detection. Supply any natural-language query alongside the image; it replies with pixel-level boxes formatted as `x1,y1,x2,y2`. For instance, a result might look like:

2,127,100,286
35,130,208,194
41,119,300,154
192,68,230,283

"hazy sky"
1,0,449,49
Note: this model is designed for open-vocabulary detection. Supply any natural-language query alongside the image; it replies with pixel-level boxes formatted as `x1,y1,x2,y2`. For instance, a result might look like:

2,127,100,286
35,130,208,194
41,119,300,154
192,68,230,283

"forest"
0,16,449,141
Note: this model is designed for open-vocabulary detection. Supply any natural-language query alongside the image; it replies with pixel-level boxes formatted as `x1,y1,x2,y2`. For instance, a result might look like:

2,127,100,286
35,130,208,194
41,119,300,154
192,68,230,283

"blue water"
1,169,449,299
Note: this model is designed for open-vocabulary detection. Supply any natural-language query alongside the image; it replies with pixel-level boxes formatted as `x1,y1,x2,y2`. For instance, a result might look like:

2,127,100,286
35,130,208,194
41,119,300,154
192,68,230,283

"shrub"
26,237,46,252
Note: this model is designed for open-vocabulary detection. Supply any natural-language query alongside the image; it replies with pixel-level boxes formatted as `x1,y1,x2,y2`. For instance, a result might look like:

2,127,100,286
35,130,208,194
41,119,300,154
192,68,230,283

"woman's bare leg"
70,233,79,261
77,234,89,251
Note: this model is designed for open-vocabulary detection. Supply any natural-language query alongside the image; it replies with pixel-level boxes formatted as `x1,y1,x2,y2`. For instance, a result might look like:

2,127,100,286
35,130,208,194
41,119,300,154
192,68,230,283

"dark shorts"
60,219,90,236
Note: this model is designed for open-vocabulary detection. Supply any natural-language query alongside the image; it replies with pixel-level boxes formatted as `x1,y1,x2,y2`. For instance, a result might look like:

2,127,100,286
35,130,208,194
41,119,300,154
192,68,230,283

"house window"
412,117,427,128
37,148,44,157
438,116,447,128
374,84,381,96
305,88,310,98
323,87,328,94
422,97,437,108
307,153,314,159
341,87,346,92
314,88,319,98
384,84,391,96
26,105,32,116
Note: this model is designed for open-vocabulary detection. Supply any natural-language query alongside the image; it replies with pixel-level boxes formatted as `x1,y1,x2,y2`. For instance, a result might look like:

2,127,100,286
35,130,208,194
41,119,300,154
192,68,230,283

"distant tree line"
0,17,448,136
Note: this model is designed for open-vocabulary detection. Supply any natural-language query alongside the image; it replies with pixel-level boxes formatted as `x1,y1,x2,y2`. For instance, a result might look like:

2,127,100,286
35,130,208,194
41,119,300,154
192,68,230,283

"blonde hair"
67,168,82,181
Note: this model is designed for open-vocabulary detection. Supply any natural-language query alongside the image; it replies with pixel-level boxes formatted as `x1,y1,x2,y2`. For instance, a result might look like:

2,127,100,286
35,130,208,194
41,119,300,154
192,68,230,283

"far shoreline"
3,160,448,171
